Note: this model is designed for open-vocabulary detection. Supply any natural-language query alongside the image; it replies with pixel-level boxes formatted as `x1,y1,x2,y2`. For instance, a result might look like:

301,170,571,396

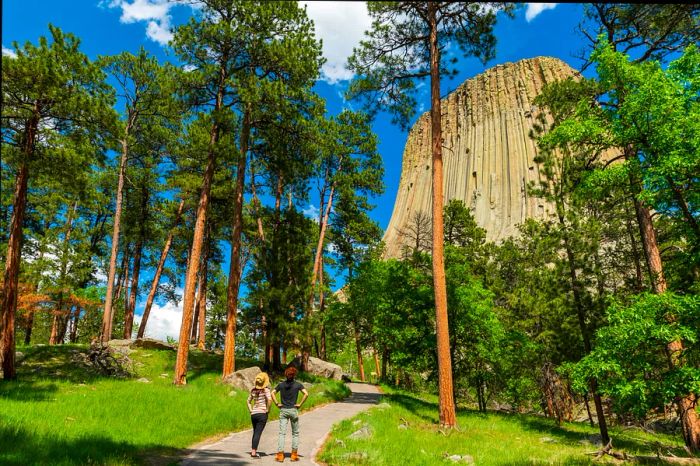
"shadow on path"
179,382,380,466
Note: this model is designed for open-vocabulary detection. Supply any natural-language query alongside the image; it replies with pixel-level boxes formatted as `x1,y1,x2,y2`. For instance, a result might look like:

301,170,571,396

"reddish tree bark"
373,349,381,380
173,54,230,386
174,156,215,384
428,3,456,428
2,105,38,380
354,322,365,382
101,119,133,342
173,110,223,384
137,199,185,339
1,161,30,379
192,230,209,349
196,264,208,350
222,107,250,378
626,153,700,451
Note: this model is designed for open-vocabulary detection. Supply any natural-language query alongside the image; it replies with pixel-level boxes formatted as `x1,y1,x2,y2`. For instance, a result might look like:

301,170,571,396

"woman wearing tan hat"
247,372,272,458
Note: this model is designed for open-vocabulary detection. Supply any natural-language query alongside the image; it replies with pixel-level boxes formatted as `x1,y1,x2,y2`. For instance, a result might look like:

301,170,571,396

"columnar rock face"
382,57,578,258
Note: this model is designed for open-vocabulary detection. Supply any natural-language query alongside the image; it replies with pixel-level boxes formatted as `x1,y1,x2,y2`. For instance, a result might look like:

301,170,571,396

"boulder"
307,357,343,380
108,339,132,347
348,426,372,440
107,339,134,355
445,454,474,464
131,338,174,351
289,356,343,380
223,366,261,391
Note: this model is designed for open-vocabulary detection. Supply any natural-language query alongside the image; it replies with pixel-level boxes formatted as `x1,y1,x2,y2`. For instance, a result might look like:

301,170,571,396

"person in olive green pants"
272,366,308,462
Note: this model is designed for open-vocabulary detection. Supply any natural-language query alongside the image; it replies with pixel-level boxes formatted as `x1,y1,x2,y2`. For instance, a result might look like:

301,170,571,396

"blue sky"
3,1,592,340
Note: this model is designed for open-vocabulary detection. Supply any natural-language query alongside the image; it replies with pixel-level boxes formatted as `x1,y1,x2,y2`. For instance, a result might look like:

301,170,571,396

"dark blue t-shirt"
275,380,304,408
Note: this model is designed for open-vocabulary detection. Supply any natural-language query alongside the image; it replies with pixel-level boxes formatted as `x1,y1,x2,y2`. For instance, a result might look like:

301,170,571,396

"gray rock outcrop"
223,366,262,391
307,357,343,380
289,356,343,380
382,57,578,258
132,338,174,351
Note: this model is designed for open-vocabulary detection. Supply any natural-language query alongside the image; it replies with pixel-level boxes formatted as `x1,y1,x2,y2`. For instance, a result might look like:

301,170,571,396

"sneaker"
291,450,299,462
276,451,285,462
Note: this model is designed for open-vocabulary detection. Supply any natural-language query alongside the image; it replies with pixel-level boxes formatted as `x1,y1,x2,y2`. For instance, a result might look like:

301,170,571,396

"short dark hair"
284,366,297,379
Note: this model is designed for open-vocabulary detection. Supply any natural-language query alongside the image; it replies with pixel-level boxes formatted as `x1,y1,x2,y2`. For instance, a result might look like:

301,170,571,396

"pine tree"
1,26,115,378
347,1,516,427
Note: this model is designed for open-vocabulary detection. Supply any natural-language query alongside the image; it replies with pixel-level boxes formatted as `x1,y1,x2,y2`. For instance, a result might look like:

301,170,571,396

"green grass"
319,386,689,466
0,344,350,466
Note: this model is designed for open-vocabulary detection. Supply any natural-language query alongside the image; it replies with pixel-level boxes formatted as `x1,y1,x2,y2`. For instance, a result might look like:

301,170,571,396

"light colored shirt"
248,387,271,414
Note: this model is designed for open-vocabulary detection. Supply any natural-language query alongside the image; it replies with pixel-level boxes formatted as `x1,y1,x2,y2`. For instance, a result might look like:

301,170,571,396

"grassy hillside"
0,344,349,466
319,386,690,466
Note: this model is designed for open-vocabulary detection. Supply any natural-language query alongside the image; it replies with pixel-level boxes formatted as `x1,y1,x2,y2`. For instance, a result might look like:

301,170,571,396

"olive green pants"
278,408,299,451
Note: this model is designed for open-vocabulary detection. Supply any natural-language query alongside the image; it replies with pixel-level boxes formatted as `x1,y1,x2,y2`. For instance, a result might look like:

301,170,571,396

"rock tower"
382,57,578,258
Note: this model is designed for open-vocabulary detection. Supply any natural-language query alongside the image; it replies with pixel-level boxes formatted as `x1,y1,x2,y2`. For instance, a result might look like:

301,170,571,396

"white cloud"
117,0,170,23
134,298,183,342
2,46,17,58
525,3,557,22
103,0,175,45
145,16,173,45
302,203,320,220
300,1,372,84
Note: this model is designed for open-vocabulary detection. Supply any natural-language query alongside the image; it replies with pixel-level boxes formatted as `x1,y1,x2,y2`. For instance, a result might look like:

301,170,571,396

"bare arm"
271,389,281,408
295,388,309,409
246,391,254,413
265,388,272,411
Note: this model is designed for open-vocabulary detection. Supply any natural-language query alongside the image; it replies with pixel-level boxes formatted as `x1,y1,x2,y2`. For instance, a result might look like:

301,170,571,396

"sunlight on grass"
0,344,350,465
319,386,687,466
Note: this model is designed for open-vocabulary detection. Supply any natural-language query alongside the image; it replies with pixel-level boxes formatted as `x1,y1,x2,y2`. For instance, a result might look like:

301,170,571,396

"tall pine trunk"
2,161,30,379
310,170,339,305
428,3,456,428
137,199,185,339
354,321,365,382
69,309,79,343
626,152,700,451
124,185,148,339
624,201,645,290
1,105,38,380
222,106,250,378
373,348,381,380
193,228,209,349
556,208,610,444
50,202,78,345
101,119,133,342
196,262,208,350
24,311,34,345
173,57,228,385
173,152,215,385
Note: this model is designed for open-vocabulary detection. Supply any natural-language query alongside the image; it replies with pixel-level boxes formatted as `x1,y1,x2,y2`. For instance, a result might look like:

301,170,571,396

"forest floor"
0,344,350,466
318,386,696,466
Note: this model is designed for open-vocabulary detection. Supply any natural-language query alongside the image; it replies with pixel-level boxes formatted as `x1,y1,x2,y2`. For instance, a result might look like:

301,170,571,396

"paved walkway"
181,383,380,465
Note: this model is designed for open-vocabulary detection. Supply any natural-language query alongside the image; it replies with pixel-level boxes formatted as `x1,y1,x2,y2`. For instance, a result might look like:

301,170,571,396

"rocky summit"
382,57,578,258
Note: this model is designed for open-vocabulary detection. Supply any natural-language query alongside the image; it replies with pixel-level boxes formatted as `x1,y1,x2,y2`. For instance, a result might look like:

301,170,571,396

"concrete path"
181,383,380,465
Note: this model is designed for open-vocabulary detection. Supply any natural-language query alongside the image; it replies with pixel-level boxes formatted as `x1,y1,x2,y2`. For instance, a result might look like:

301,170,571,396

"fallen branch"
586,439,699,464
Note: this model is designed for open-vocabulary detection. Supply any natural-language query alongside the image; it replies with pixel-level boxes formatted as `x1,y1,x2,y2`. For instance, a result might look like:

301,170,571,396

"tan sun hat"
254,372,270,389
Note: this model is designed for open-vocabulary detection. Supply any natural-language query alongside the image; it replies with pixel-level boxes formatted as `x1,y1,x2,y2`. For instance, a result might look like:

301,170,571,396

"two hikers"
247,366,309,462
